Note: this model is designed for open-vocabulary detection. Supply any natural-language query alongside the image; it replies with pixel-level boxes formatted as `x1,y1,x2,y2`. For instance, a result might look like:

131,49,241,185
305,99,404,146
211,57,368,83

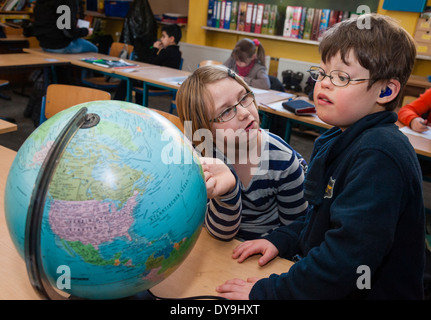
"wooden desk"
396,122,431,159
24,48,158,102
0,145,293,300
0,118,17,134
0,52,68,69
115,66,191,107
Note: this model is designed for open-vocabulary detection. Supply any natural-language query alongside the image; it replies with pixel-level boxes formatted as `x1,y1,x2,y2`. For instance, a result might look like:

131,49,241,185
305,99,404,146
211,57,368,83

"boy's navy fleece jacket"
250,111,425,299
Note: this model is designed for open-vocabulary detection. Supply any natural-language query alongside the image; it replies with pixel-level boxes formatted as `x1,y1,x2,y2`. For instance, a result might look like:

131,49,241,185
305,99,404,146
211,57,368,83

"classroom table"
0,118,17,134
23,48,158,102
0,52,69,69
396,122,431,160
115,66,191,107
0,144,294,300
0,33,29,53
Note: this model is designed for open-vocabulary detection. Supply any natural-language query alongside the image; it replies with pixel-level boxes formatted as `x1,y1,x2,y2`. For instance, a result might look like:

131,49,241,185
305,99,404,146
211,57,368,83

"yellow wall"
186,0,431,77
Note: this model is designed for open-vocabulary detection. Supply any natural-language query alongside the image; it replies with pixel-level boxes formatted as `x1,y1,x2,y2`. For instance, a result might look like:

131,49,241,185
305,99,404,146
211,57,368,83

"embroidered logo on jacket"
324,177,336,199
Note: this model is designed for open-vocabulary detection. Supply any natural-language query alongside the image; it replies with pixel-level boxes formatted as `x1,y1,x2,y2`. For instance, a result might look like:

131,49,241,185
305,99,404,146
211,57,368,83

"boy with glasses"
216,14,425,299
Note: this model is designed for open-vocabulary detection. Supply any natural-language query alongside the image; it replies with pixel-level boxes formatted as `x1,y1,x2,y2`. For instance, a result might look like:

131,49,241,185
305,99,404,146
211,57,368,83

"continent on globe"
49,191,138,250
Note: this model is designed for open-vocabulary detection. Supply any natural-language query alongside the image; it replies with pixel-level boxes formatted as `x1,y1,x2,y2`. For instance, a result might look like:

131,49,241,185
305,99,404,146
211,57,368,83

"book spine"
219,0,226,29
207,0,215,27
302,7,314,40
254,3,264,34
224,1,232,29
250,3,257,33
283,6,294,38
230,1,238,30
244,2,253,32
237,1,247,31
261,4,270,34
267,4,278,35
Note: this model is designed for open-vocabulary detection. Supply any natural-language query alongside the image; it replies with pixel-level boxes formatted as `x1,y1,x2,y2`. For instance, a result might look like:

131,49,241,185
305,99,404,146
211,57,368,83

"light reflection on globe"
4,100,207,299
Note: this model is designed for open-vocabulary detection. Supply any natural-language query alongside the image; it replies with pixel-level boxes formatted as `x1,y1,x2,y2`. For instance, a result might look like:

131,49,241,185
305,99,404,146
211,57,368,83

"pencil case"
282,100,316,115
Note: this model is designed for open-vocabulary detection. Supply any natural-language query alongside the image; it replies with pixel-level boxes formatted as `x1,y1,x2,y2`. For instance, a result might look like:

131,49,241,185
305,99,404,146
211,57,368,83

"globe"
4,100,207,300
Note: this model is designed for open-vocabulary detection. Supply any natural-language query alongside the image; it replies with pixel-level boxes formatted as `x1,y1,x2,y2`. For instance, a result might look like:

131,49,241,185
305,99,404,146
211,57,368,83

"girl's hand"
200,157,236,199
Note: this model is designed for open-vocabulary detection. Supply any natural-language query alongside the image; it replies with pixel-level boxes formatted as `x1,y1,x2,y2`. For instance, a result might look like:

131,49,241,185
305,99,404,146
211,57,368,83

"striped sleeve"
204,171,242,241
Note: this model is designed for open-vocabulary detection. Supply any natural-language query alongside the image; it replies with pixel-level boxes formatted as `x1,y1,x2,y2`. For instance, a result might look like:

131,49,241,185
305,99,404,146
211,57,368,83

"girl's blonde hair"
176,65,255,155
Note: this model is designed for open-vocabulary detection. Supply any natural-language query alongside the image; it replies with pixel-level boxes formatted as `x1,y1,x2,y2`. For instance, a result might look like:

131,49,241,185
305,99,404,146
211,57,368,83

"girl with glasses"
176,65,308,241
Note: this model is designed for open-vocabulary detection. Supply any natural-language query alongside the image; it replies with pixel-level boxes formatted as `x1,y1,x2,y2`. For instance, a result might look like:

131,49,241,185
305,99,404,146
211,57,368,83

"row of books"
207,1,357,41
207,1,280,36
283,6,351,41
0,0,27,11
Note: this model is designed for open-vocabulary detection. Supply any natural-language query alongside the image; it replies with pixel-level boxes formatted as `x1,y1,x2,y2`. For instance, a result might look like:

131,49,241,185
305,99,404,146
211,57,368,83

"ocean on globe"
4,100,207,299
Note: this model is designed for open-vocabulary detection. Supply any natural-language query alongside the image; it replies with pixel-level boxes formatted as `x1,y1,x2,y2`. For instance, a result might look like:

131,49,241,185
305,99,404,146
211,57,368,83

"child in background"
398,88,431,133
216,14,425,299
223,38,270,90
114,24,182,101
148,24,182,69
176,65,308,241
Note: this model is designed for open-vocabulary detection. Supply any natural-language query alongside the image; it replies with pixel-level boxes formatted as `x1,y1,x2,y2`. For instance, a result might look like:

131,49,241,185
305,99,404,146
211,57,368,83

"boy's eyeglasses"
211,91,255,123
307,66,374,87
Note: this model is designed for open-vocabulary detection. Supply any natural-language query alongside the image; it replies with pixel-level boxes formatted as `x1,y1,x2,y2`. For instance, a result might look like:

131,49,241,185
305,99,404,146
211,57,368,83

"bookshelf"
0,10,30,23
205,1,380,48
202,25,319,46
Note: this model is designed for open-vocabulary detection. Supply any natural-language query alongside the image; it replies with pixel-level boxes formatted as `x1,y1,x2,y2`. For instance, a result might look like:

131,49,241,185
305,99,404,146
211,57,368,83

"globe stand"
121,290,157,300
24,107,100,300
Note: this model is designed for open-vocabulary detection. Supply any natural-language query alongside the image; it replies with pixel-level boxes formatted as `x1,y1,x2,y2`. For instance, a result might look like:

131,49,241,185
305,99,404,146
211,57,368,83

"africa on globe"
4,100,207,299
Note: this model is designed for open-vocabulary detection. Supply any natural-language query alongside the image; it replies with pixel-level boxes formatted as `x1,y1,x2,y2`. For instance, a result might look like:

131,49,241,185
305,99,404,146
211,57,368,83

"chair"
133,58,184,114
198,60,223,68
150,108,184,133
81,42,134,90
39,84,111,124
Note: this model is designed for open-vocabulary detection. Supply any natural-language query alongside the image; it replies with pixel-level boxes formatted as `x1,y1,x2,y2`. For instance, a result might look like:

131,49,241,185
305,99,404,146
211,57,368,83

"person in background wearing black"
148,24,182,69
33,0,97,53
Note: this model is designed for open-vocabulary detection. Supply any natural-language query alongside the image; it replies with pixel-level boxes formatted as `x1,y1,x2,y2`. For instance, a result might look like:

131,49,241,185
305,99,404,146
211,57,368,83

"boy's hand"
410,117,429,132
152,40,163,49
200,157,236,199
232,239,279,266
216,277,259,300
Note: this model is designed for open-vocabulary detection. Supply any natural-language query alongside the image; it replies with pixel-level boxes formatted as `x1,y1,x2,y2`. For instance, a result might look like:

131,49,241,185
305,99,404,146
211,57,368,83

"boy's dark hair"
319,13,416,111
162,24,182,44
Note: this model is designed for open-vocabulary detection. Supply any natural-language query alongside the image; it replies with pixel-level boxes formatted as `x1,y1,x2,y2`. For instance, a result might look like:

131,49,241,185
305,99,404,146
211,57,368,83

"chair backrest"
151,108,184,133
109,42,134,59
198,60,223,68
43,84,111,120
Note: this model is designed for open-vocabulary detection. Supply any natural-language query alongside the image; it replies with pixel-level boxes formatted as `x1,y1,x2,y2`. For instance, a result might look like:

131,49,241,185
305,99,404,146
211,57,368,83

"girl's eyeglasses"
211,91,255,123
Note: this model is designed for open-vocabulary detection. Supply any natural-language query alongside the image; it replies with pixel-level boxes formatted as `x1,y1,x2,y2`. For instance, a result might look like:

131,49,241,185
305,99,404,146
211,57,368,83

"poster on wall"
383,0,427,12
